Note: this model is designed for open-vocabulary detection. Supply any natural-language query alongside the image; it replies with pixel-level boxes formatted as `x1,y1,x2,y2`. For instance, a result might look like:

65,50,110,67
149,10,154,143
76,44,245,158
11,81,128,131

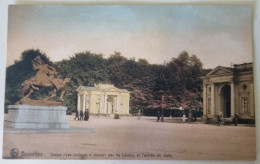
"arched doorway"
220,85,231,118
107,97,114,114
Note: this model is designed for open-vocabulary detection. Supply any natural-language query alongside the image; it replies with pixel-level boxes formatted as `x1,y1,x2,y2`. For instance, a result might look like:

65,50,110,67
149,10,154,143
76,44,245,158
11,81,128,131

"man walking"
157,111,161,122
84,109,89,121
80,110,84,120
74,110,79,120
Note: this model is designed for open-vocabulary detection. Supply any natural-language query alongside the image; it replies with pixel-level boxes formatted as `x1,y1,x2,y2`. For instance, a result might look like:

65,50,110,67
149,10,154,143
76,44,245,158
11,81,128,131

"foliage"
5,49,52,104
55,51,109,113
5,49,207,115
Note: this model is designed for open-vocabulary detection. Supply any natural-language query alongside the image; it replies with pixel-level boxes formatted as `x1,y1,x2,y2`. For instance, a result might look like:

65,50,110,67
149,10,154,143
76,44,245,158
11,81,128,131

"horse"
21,77,70,101
20,55,70,102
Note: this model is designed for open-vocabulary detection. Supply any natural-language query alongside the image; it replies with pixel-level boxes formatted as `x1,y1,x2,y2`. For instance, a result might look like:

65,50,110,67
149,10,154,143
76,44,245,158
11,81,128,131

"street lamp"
161,96,166,122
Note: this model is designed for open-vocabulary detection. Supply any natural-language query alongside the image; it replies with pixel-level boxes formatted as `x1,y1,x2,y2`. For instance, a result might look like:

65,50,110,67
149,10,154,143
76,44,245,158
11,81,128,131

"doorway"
107,97,114,114
220,85,231,118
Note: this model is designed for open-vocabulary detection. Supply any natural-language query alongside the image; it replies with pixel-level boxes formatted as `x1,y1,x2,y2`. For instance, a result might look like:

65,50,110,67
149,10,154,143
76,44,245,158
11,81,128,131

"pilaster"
231,82,235,117
211,83,215,116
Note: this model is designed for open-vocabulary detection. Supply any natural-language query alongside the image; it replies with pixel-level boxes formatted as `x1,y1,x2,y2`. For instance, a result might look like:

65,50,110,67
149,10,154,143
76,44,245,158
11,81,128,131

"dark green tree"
55,51,109,114
5,48,206,115
5,49,52,105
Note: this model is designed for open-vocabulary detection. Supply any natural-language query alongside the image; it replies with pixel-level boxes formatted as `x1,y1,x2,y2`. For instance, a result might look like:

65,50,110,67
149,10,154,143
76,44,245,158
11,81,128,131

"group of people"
74,109,89,121
217,112,239,126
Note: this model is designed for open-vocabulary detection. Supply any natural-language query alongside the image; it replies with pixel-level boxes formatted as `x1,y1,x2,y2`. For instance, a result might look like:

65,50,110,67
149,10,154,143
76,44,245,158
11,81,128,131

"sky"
7,5,253,69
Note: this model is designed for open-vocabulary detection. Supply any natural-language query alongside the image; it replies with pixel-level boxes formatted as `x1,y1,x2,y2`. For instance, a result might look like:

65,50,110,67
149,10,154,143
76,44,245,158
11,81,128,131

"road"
2,115,256,160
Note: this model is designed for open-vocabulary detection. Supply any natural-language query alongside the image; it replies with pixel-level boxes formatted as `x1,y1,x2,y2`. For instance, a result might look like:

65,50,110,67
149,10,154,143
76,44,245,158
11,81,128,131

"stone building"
202,63,254,121
76,84,131,116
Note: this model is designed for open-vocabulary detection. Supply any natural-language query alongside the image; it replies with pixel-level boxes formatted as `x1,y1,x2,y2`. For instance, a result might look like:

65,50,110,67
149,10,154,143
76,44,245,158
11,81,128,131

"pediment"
106,87,121,92
77,84,129,93
77,86,97,92
207,66,233,76
76,86,83,92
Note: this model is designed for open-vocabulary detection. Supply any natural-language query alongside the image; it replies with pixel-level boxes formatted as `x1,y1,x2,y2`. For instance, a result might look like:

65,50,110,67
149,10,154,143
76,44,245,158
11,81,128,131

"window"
241,97,249,113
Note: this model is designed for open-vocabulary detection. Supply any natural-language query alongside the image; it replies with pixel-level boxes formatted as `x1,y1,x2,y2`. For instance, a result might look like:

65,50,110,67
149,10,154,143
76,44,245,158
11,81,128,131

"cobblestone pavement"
2,115,256,160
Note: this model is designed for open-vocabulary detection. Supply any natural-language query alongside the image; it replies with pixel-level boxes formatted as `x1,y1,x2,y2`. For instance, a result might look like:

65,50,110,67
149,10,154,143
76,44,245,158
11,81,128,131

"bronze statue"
17,56,70,105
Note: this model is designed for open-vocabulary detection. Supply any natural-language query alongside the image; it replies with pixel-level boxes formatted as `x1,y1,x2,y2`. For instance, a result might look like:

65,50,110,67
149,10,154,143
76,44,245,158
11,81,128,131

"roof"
221,67,234,72
205,66,233,77
201,62,253,79
77,84,130,93
77,86,97,91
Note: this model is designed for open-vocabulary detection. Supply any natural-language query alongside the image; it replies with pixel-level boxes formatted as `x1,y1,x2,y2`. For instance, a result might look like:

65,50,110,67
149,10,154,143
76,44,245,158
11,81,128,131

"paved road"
2,115,256,160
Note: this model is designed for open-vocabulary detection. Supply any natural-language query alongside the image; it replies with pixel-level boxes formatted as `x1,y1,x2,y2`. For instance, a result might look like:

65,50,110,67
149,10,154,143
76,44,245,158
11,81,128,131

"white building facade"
202,63,254,122
76,84,131,116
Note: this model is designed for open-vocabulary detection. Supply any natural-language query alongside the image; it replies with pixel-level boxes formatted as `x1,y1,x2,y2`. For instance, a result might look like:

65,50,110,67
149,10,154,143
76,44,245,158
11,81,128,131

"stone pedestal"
4,105,70,129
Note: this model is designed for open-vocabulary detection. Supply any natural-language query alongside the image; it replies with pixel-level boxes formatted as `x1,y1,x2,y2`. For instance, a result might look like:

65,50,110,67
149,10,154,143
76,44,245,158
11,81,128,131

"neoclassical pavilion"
201,63,254,121
76,84,130,116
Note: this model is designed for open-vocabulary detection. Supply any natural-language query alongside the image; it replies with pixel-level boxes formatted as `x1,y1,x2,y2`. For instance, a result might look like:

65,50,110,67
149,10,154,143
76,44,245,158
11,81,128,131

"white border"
0,1,259,164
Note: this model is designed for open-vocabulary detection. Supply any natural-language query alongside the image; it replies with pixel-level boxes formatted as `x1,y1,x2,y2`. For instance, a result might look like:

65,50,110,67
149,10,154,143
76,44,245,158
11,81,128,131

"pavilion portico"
202,63,254,121
204,81,235,118
76,84,130,116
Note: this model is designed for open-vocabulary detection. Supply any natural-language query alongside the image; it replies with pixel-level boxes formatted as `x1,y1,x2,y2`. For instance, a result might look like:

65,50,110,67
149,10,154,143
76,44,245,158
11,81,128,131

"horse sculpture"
22,77,70,101
21,56,70,101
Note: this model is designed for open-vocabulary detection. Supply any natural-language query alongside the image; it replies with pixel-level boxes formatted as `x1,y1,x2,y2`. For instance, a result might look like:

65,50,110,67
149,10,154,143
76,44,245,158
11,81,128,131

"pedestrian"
193,109,197,122
138,109,141,120
74,110,79,120
234,113,239,126
84,109,89,121
182,114,187,122
80,110,84,120
114,113,120,119
217,112,223,126
157,111,160,122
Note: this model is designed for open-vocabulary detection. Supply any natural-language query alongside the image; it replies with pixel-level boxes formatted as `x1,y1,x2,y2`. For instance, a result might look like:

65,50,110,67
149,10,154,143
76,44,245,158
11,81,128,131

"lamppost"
161,96,165,122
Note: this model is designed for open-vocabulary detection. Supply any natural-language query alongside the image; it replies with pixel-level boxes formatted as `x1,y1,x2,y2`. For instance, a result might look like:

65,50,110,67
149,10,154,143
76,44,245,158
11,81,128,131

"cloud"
6,5,253,69
47,44,79,62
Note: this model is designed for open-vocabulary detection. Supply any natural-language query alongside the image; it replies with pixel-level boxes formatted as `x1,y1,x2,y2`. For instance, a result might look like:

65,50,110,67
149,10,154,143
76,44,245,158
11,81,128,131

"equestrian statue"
17,56,70,105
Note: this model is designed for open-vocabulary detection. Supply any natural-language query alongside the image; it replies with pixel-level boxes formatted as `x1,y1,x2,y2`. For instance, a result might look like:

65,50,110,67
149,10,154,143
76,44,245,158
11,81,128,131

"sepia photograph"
1,3,257,161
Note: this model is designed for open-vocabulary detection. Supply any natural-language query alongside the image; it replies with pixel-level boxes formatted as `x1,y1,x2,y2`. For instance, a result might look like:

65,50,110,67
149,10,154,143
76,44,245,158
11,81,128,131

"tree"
5,49,52,104
56,51,109,113
5,48,206,115
164,51,203,109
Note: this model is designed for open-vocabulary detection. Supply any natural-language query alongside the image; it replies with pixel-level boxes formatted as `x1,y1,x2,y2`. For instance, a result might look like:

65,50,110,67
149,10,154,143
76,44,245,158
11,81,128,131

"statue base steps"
4,105,70,129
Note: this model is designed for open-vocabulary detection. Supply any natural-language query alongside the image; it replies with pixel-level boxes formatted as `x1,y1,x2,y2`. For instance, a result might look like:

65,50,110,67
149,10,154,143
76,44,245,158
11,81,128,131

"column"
231,82,235,117
116,95,119,113
211,83,215,116
89,94,91,113
77,94,80,112
249,82,254,117
203,82,207,118
83,94,86,111
103,94,107,113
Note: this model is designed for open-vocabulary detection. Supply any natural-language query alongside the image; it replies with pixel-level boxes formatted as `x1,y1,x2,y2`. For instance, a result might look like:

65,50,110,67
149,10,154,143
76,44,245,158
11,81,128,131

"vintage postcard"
2,4,256,160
